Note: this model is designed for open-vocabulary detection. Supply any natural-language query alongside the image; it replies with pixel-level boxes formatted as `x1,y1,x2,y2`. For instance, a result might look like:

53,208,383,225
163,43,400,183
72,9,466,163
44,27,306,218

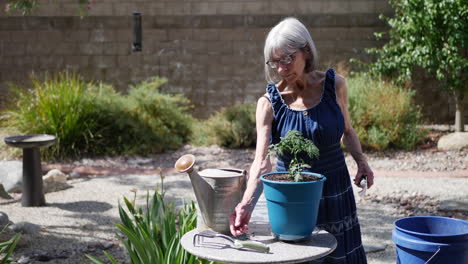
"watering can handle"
241,169,247,178
220,169,247,176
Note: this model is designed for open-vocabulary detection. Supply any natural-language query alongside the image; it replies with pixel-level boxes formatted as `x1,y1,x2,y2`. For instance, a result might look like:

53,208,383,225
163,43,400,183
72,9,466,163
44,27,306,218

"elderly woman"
229,17,374,263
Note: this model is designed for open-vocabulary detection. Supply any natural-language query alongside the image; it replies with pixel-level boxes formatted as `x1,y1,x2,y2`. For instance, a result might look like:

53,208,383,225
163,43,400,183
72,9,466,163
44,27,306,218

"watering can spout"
175,154,196,173
174,154,246,234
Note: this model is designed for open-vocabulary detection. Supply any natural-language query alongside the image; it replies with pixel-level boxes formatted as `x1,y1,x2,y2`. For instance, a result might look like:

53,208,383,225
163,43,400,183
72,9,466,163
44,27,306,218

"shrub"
0,126,22,160
3,72,100,159
188,120,212,146
123,78,194,154
191,103,257,148
86,175,219,264
347,73,426,150
2,73,194,160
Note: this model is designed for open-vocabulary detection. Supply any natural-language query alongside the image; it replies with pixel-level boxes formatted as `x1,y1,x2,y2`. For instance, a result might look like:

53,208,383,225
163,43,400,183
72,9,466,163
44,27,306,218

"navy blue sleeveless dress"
267,69,367,263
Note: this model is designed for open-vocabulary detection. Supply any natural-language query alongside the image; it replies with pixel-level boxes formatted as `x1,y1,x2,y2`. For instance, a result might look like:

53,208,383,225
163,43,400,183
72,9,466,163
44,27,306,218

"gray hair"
264,17,318,84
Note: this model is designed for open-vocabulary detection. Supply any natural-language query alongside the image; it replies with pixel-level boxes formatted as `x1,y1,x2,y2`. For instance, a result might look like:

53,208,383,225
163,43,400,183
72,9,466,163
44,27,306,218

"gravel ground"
65,144,468,173
357,176,467,264
1,143,467,264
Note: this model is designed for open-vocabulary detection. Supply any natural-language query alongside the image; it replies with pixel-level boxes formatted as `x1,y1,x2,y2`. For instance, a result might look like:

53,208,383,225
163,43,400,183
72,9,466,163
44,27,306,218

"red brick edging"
349,169,468,178
42,164,178,176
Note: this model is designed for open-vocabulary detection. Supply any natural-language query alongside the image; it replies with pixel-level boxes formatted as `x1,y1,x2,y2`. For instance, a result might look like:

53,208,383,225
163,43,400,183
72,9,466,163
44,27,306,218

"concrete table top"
181,220,337,264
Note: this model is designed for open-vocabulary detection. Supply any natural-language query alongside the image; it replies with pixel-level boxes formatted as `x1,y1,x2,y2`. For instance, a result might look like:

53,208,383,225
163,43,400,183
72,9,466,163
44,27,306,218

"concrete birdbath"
4,134,56,207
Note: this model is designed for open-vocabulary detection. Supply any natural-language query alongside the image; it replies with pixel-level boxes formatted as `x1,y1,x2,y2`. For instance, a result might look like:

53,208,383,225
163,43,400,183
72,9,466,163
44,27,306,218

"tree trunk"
453,90,465,132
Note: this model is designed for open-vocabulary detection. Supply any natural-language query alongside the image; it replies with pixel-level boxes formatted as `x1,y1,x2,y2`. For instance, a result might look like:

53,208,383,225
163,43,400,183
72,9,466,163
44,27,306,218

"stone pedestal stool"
4,134,56,207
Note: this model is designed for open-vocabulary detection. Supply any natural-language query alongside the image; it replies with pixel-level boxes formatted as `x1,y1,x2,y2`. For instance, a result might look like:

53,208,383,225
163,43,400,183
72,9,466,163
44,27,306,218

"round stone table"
181,221,337,264
4,134,56,207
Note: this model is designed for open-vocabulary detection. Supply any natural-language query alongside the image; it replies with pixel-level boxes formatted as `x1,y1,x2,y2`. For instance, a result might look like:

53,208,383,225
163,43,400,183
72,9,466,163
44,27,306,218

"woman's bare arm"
335,74,374,188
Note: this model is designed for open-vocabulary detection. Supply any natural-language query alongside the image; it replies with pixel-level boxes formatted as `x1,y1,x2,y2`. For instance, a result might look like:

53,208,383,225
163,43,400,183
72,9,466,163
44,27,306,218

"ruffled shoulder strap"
323,68,337,101
266,83,283,114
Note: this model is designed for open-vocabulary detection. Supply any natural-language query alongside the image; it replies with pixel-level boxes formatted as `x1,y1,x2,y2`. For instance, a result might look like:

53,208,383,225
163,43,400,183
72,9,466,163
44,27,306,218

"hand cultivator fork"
193,229,270,253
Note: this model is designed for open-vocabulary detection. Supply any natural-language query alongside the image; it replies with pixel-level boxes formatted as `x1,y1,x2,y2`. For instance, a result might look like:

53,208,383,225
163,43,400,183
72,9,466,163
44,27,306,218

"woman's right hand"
229,203,252,236
229,95,273,237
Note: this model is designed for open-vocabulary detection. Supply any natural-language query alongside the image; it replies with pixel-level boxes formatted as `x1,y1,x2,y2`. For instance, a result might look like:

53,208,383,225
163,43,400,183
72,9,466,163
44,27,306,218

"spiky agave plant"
86,171,220,264
0,227,21,264
268,130,320,182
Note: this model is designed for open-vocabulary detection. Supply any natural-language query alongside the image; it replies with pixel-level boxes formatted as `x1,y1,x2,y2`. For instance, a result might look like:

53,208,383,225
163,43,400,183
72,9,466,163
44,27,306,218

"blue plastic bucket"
261,172,326,241
392,216,468,264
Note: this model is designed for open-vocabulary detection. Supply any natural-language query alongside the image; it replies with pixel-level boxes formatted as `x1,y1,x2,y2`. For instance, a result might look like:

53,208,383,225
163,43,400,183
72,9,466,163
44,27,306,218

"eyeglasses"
266,50,299,69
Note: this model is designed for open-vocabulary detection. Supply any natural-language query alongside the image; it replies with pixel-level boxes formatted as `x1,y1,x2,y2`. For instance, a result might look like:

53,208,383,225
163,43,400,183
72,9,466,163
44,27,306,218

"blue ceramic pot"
261,172,326,241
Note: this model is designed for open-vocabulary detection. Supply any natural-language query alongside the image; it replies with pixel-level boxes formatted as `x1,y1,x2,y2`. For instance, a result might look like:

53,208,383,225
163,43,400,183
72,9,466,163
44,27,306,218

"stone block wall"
0,0,465,122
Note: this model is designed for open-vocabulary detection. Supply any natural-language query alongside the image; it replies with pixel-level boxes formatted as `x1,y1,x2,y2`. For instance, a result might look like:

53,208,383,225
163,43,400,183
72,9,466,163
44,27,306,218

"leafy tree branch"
363,0,467,131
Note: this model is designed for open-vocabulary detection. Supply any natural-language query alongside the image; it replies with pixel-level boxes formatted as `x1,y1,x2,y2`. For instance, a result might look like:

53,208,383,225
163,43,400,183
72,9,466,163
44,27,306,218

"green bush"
123,78,193,153
191,103,257,148
347,73,426,150
189,120,212,146
2,73,193,160
0,126,22,160
86,177,219,264
3,72,100,159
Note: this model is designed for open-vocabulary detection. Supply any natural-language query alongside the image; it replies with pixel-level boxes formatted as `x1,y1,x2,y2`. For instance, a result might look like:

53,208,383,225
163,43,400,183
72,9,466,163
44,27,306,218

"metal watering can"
175,154,246,234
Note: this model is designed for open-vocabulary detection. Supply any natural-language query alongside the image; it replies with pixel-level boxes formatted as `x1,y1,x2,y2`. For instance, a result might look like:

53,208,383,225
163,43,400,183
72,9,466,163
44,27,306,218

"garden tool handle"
233,240,270,253
358,175,368,196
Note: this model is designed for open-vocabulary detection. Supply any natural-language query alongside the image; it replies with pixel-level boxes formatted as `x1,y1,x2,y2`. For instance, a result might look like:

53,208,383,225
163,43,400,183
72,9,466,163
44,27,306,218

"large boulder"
8,221,41,234
437,132,468,151
43,169,67,183
0,161,22,192
43,169,72,193
0,164,72,194
0,184,13,199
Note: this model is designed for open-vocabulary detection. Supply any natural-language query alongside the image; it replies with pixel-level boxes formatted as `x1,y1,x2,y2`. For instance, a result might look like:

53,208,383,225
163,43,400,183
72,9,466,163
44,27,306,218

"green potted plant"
261,130,326,241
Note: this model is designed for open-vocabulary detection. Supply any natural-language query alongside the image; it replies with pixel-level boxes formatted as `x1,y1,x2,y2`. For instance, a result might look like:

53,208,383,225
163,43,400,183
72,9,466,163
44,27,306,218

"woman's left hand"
354,162,374,189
